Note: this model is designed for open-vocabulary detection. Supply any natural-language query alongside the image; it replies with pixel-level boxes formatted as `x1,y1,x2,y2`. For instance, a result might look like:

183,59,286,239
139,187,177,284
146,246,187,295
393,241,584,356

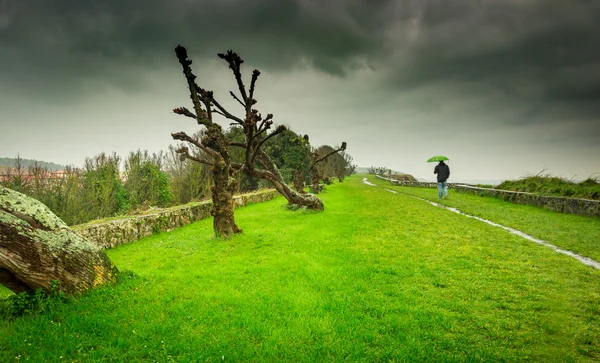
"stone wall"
375,175,462,189
454,185,600,217
73,189,280,249
375,175,600,217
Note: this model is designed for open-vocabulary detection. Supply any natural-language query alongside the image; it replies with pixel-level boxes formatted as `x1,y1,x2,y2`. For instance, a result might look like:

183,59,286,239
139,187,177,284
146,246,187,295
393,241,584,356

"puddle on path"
363,177,600,270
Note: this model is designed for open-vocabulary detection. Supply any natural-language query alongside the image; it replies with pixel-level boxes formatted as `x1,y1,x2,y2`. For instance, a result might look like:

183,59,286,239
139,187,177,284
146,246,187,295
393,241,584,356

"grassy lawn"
369,175,600,262
1,175,599,362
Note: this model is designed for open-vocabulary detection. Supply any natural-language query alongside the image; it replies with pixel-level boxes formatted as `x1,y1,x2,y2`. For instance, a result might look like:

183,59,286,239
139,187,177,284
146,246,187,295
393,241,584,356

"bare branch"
251,125,287,164
210,97,245,125
230,142,247,148
256,120,273,137
249,69,260,104
174,45,211,126
212,109,226,117
171,131,219,159
231,162,245,176
173,107,197,119
218,50,249,103
230,91,245,108
257,113,274,133
175,146,215,166
314,142,347,165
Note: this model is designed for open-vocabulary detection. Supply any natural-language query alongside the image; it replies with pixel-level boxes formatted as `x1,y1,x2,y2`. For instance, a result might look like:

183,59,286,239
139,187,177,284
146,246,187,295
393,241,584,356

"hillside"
0,157,66,171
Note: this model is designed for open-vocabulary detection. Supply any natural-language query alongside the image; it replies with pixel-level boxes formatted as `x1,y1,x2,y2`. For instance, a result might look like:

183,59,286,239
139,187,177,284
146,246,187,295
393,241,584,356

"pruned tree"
288,135,347,194
341,151,356,178
319,146,348,183
0,186,118,294
171,46,242,237
172,46,347,212
368,166,389,176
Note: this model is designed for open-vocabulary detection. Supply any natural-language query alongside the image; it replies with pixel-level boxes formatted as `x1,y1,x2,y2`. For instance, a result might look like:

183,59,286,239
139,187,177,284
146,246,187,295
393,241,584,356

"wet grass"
1,176,599,361
492,174,600,200
372,175,600,262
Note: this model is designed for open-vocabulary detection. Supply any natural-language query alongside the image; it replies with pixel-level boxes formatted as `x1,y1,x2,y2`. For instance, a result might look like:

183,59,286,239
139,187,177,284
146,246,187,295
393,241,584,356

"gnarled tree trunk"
211,161,241,237
292,171,306,194
249,154,324,211
0,186,119,295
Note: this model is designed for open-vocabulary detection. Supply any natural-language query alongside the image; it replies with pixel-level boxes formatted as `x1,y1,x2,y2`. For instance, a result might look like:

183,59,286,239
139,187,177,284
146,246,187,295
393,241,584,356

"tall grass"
1,176,599,361
495,173,600,200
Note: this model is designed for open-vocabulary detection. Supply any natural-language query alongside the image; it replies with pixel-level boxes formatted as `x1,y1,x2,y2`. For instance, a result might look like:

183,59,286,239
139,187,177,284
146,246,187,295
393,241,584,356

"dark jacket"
434,162,450,182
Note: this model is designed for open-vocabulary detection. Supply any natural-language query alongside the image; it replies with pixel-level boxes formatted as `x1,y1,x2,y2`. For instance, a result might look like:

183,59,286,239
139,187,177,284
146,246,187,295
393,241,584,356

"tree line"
0,131,355,226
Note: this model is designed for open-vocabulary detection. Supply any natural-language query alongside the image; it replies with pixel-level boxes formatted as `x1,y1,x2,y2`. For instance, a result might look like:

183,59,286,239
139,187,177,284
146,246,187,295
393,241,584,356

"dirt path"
363,178,600,270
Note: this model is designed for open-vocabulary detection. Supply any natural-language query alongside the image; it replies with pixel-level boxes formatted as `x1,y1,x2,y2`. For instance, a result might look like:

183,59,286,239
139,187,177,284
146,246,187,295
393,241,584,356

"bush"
124,150,172,210
0,281,67,319
496,174,600,200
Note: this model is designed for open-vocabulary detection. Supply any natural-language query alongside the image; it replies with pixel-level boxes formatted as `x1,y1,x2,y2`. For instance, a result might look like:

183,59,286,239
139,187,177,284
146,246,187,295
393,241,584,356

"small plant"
0,280,68,319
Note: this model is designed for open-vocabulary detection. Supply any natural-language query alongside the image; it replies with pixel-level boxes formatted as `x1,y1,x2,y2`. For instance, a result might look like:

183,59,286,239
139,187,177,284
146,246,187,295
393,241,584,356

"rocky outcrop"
73,189,280,249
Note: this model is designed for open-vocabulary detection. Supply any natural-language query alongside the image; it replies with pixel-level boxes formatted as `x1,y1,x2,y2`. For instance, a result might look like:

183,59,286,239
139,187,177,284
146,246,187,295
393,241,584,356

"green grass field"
1,176,599,362
369,175,600,262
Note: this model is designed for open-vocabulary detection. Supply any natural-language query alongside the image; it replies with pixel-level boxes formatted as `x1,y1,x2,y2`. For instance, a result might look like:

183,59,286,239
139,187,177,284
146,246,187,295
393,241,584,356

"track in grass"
365,178,600,270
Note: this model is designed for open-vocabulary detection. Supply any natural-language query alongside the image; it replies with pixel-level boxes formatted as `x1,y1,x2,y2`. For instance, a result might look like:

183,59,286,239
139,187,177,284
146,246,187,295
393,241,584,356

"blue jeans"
437,181,448,199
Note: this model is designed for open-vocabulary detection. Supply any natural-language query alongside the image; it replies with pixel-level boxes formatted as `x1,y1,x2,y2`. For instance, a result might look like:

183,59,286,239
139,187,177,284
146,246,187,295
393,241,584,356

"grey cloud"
0,0,394,102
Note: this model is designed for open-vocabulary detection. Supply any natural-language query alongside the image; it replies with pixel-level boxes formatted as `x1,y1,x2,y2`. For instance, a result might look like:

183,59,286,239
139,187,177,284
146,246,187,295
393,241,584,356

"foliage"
124,150,172,210
224,126,265,191
164,143,212,205
0,132,353,226
82,152,130,219
0,146,215,225
1,176,599,361
496,173,600,200
261,128,311,184
0,281,67,319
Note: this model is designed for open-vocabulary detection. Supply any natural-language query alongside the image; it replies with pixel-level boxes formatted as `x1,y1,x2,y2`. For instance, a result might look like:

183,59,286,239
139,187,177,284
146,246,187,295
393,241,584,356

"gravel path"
363,178,600,270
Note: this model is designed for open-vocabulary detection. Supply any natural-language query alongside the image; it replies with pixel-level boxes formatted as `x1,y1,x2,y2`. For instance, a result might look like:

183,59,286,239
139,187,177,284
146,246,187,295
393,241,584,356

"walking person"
434,160,450,199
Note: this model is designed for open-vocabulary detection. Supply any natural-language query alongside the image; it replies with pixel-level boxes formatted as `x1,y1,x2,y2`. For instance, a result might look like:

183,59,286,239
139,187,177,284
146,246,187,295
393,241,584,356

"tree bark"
292,171,306,194
0,186,119,295
211,160,241,238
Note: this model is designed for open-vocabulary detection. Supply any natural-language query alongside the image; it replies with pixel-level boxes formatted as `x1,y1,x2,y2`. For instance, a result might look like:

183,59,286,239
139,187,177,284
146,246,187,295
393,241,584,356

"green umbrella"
427,155,449,163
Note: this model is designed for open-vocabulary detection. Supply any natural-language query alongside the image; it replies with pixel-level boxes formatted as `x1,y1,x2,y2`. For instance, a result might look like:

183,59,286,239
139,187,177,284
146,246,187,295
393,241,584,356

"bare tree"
172,46,346,212
171,46,242,237
290,139,347,194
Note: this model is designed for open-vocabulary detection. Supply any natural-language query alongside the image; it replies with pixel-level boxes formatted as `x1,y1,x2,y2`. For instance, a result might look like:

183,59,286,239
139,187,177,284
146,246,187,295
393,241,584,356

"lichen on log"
0,186,119,294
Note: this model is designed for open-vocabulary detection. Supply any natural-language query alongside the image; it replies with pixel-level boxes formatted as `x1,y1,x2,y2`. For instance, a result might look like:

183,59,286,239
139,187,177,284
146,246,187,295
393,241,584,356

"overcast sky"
1,0,598,182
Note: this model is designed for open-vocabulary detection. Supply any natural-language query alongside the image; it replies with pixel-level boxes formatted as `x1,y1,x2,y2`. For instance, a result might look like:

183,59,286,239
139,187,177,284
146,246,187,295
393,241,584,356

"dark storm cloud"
381,0,600,129
0,0,393,101
0,0,598,133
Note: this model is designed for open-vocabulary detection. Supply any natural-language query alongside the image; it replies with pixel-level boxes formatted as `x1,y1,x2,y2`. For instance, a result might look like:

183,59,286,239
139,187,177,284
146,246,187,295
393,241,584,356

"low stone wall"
376,175,462,189
454,185,600,217
375,175,600,217
73,189,280,249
